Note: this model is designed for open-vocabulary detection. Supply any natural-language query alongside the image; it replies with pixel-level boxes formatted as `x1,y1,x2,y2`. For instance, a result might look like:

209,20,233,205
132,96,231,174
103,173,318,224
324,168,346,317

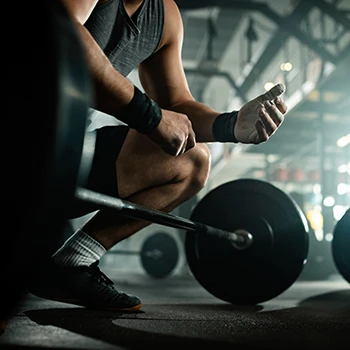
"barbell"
75,179,310,305
58,224,179,279
109,232,179,279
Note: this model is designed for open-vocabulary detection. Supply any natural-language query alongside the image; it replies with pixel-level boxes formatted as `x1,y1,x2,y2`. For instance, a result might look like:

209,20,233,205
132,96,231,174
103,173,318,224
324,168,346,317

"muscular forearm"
74,22,134,116
168,100,221,142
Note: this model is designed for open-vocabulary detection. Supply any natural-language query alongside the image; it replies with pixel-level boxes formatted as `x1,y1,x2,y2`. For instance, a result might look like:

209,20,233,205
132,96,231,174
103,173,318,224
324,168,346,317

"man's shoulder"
161,0,183,40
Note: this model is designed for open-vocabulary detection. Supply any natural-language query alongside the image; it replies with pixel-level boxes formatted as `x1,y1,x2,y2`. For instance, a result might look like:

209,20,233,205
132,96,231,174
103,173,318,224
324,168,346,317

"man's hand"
234,83,288,144
147,109,196,156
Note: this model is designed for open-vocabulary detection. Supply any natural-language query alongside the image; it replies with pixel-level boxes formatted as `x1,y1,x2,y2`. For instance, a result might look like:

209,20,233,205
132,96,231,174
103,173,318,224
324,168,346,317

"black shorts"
68,125,130,219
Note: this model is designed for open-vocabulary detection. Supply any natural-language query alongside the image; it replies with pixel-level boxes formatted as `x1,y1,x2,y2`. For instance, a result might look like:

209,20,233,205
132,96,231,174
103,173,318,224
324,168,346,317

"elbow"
163,93,195,111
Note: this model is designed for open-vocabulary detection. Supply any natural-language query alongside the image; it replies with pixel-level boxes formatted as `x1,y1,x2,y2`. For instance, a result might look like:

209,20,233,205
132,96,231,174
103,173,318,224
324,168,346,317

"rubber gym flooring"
1,265,349,350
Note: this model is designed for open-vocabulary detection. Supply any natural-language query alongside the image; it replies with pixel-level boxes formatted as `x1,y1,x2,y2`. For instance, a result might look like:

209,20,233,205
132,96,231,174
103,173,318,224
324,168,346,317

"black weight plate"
28,0,93,256
332,209,350,284
2,0,92,320
185,179,309,305
141,232,179,279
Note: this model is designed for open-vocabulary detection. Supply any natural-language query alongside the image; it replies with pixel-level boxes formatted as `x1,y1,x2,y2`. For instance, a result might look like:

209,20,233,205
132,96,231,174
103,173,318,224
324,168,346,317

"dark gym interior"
2,0,349,349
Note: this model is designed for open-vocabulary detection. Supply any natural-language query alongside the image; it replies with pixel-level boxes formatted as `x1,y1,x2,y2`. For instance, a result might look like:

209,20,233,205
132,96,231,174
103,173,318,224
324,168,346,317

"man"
29,0,288,311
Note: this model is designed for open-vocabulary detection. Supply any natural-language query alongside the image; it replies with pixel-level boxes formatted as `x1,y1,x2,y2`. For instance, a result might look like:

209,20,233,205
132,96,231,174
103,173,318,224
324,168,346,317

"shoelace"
89,261,114,286
86,262,130,303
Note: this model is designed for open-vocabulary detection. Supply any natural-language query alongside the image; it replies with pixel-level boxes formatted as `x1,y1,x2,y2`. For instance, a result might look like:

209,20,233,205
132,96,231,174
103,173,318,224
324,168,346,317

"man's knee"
186,143,211,192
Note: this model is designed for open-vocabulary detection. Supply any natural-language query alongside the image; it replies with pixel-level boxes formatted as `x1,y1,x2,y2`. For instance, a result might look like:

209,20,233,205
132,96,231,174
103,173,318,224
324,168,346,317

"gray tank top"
85,0,165,77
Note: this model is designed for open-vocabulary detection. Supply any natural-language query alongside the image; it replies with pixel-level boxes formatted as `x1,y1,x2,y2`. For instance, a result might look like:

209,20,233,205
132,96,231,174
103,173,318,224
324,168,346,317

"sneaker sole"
34,294,142,311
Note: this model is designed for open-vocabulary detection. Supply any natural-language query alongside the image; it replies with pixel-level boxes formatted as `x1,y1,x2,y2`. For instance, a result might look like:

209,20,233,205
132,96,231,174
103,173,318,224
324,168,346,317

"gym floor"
1,267,349,350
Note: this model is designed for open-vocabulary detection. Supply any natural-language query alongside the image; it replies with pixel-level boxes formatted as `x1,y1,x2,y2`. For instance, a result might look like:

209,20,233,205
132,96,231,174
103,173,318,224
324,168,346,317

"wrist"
118,86,162,134
212,111,239,143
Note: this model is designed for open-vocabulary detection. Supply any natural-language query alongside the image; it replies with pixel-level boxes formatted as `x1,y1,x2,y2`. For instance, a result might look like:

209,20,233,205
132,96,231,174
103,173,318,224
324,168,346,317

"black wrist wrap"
119,86,162,134
212,111,239,143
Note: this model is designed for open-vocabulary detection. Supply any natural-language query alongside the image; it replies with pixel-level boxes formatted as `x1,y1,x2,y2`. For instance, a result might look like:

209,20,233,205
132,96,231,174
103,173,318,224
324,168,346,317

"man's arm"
61,0,134,115
60,0,197,156
139,0,288,144
138,0,220,142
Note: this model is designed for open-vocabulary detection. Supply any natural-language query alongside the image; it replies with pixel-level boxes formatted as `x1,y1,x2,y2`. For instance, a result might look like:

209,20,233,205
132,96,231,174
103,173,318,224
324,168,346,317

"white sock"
52,229,106,267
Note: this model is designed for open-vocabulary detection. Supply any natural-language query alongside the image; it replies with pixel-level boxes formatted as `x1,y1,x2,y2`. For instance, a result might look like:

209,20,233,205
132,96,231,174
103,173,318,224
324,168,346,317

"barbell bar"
75,179,310,305
75,187,253,250
109,232,180,279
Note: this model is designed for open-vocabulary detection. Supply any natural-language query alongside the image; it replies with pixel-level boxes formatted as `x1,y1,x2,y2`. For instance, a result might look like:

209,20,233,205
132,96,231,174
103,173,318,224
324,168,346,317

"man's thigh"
116,129,207,199
68,125,130,219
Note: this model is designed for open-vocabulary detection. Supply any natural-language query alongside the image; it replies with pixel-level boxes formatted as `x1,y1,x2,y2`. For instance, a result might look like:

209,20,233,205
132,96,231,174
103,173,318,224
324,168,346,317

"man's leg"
82,128,211,249
29,127,211,310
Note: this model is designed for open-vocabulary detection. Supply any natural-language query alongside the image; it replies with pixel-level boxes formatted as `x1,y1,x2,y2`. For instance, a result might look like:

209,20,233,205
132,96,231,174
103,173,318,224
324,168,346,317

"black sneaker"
27,259,142,311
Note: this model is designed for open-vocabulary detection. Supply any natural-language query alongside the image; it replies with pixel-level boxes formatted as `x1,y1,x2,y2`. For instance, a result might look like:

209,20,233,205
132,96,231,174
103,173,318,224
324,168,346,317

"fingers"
178,138,189,156
273,96,288,114
259,107,277,135
178,134,196,156
162,145,179,156
260,83,285,102
173,130,196,156
161,137,188,156
255,100,285,143
155,110,196,156
185,130,196,152
255,120,269,144
263,99,285,125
